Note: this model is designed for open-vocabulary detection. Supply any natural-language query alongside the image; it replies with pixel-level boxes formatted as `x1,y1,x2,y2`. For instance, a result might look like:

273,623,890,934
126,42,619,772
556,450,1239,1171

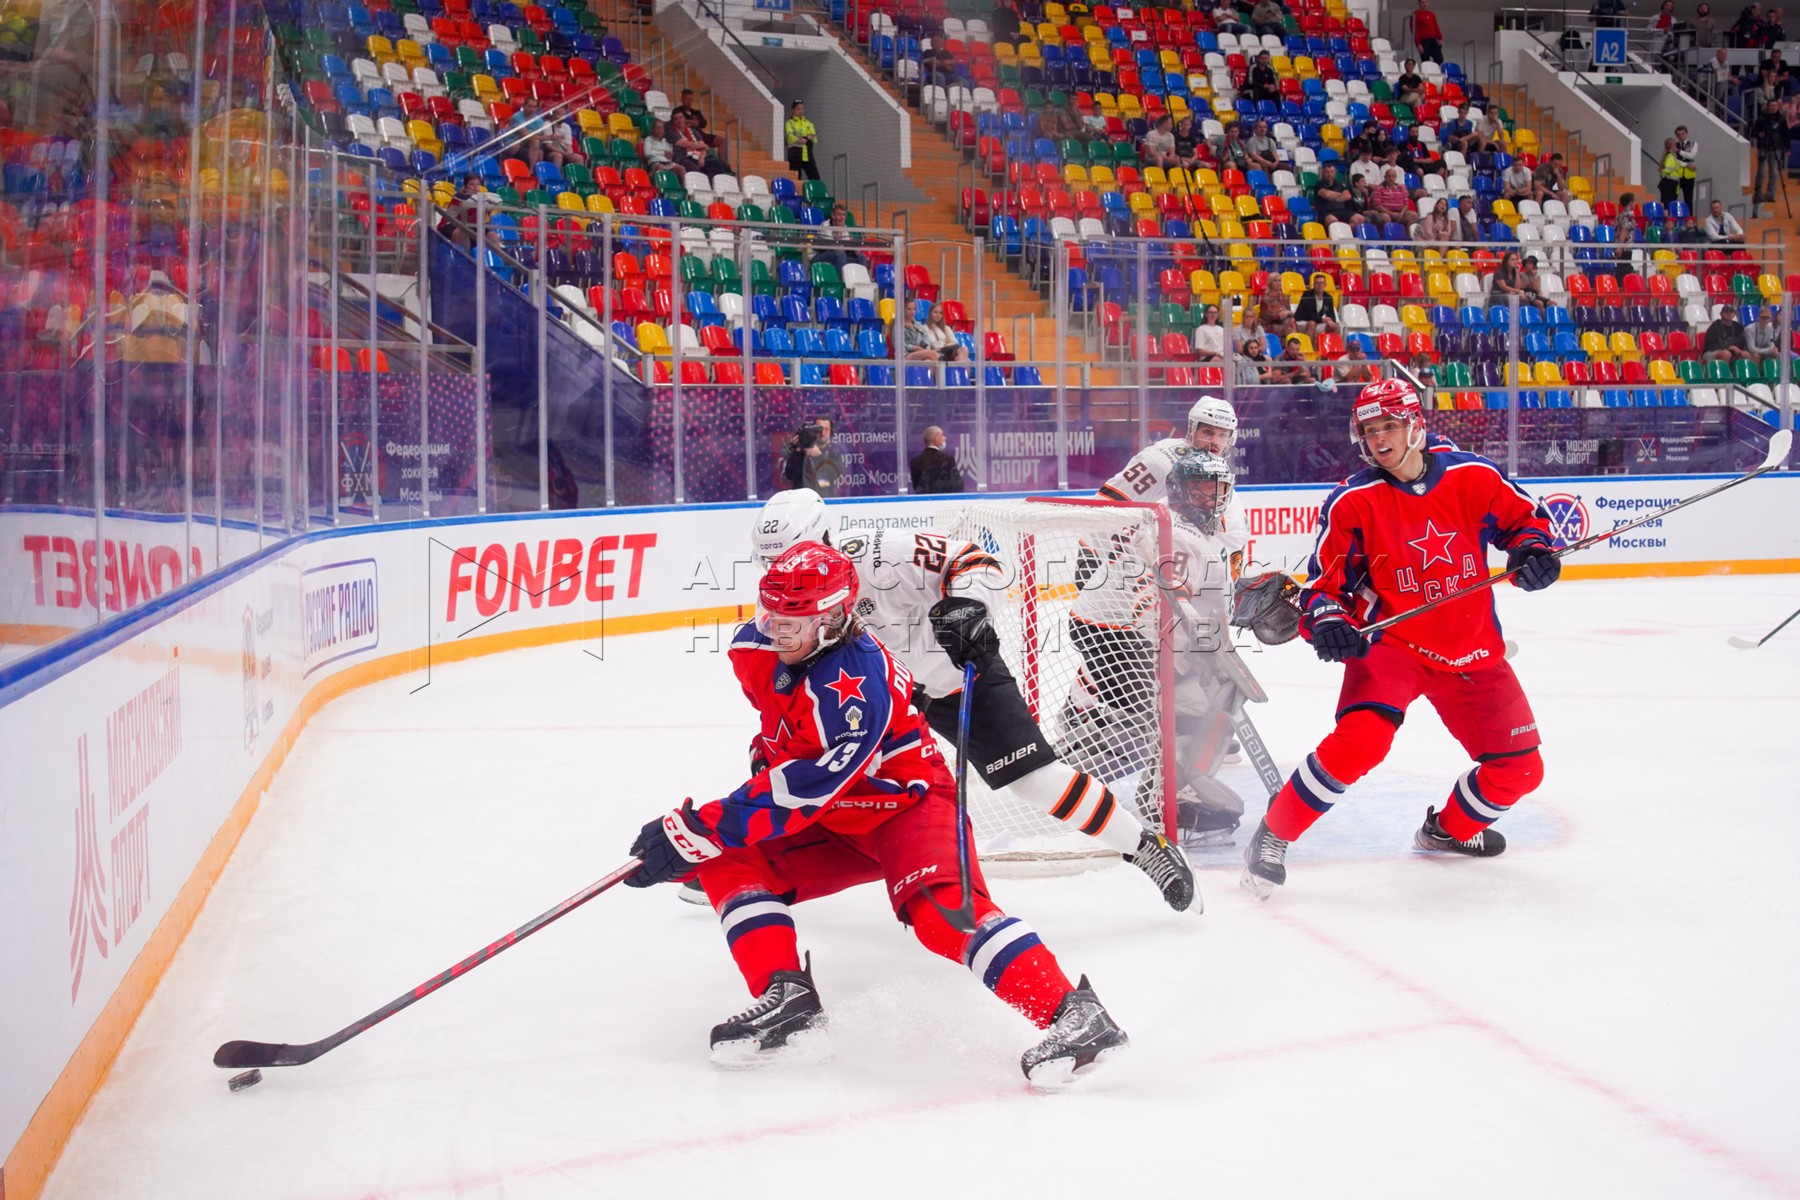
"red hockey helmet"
1349,377,1426,466
757,542,859,653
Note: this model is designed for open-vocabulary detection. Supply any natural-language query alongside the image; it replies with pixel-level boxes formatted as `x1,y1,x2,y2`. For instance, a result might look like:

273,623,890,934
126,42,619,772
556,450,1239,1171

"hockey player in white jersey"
732,489,1197,913
1065,451,1258,847
1096,395,1249,574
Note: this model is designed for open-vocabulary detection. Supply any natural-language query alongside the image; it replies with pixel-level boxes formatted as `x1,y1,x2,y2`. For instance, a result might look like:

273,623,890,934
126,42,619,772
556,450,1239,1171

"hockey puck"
227,1069,263,1092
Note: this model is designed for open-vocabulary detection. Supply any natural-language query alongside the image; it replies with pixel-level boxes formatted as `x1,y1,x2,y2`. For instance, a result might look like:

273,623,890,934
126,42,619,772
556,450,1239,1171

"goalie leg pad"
1436,748,1544,842
1009,761,1145,855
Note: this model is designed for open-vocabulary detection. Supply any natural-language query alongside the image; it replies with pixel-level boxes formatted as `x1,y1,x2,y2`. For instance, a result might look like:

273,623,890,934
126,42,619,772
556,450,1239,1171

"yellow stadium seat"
558,191,586,212
1093,91,1118,114
636,322,671,355
367,34,396,61
1223,233,1252,255
1219,269,1249,298
1652,248,1682,277
396,38,427,65
608,111,638,138
1580,331,1610,361
994,42,1017,62
1191,270,1220,305
1195,168,1221,191
1160,49,1182,70
1300,220,1328,241
1534,360,1563,385
1609,331,1640,361
1063,163,1090,186
472,74,500,101
586,192,616,214
1167,96,1190,118
1209,192,1235,219
1118,93,1144,119
1279,270,1306,298
1491,199,1519,228
1760,273,1783,301
1294,55,1318,78
1401,304,1432,331
1234,194,1260,219
1649,359,1680,384
1128,190,1156,215
577,110,607,134
1090,165,1117,191
1447,250,1473,271
1142,166,1170,194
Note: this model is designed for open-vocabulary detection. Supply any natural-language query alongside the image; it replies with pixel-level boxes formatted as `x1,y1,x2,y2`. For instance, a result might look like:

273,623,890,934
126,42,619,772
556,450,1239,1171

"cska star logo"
823,669,866,705
1407,520,1460,570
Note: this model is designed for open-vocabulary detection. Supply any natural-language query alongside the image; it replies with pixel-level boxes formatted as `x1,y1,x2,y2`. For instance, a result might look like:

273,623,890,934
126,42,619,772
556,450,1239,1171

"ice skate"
709,954,833,1068
678,878,709,905
1021,976,1129,1090
1176,792,1242,848
1412,806,1507,858
1127,829,1198,913
1240,818,1288,899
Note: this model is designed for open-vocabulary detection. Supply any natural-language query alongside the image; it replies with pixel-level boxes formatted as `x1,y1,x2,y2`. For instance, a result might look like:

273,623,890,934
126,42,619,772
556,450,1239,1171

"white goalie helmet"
1186,395,1238,453
752,489,831,567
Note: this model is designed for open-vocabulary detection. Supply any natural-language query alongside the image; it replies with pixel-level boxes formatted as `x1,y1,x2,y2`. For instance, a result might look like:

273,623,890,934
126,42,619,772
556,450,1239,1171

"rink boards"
1,472,1796,1198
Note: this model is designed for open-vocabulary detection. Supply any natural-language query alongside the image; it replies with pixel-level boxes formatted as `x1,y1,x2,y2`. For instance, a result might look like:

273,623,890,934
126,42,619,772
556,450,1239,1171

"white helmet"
752,490,830,567
1187,395,1238,450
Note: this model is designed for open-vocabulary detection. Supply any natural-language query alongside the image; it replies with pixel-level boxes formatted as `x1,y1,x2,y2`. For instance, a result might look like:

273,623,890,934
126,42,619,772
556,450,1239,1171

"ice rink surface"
42,575,1800,1200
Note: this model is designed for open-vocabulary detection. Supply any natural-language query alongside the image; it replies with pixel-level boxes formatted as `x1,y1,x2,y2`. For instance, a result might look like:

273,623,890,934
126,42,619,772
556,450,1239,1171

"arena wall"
2,475,1795,1198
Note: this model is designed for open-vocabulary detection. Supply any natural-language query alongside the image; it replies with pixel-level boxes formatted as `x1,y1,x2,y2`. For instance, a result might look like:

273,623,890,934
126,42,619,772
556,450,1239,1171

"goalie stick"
1729,605,1800,650
1231,710,1283,798
1363,429,1792,639
214,857,643,1071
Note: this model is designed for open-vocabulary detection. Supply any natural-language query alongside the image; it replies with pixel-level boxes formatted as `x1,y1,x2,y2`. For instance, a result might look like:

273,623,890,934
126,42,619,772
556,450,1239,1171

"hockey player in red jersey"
1241,378,1561,898
625,543,1129,1087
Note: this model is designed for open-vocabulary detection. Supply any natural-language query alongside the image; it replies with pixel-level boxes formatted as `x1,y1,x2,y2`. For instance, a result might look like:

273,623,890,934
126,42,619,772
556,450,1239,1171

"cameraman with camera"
782,415,845,496
1753,96,1792,208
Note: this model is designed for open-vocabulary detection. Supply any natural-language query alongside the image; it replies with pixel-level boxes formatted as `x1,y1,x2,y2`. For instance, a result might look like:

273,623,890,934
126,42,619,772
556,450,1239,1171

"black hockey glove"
929,596,999,672
626,801,722,888
1507,542,1561,592
1307,603,1370,663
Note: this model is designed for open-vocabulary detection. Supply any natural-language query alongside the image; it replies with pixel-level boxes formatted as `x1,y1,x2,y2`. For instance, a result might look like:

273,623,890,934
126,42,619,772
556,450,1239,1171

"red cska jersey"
1300,437,1553,671
693,623,955,847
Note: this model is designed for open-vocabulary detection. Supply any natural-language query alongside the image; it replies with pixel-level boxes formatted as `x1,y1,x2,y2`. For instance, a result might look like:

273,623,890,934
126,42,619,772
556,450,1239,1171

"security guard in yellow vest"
785,100,820,181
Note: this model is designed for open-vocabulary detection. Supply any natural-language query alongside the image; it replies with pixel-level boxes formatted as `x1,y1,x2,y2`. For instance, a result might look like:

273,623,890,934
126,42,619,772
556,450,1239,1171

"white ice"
42,575,1800,1200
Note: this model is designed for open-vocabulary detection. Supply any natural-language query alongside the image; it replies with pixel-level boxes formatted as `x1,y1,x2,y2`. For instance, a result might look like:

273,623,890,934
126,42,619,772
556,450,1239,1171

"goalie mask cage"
945,497,1178,866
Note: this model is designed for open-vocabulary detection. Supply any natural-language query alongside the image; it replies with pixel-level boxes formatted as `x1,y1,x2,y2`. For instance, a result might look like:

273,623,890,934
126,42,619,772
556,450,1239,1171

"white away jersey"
1097,437,1250,561
1068,511,1235,646
835,527,1004,699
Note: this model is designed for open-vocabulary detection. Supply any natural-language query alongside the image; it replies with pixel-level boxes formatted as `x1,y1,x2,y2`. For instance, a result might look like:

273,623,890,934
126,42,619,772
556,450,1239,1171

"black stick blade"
214,1039,317,1068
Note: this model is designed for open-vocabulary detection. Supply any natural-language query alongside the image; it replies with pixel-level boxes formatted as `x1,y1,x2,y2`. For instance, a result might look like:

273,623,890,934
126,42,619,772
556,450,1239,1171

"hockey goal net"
944,497,1177,866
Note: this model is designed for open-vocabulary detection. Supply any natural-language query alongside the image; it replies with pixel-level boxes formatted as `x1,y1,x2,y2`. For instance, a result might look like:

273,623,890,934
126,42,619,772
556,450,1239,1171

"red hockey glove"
626,801,722,888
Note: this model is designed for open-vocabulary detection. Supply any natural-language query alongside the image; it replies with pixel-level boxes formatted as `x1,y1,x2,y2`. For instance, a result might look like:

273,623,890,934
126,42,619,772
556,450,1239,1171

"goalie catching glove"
1230,572,1303,645
626,801,722,887
929,596,1000,672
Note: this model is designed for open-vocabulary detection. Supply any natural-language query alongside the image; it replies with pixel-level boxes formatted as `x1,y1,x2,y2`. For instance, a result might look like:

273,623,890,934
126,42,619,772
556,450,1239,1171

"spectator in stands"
1173,116,1203,169
1489,250,1532,306
910,426,964,493
1733,2,1770,45
672,89,707,132
1143,115,1179,167
1396,60,1425,106
669,112,709,172
1370,167,1420,229
1652,0,1678,57
1695,1,1722,45
1658,137,1685,205
1351,119,1392,159
1269,336,1316,383
1704,308,1755,361
988,0,1023,45
817,204,864,269
1417,198,1457,251
1411,351,1439,398
1236,334,1272,384
1679,212,1709,242
1518,256,1551,309
1212,0,1250,35
1397,130,1444,179
1533,152,1574,203
1295,274,1340,334
784,416,844,494
1699,46,1734,104
1194,304,1228,360
1312,162,1357,224
1704,198,1748,242
1251,0,1287,35
1413,0,1444,63
906,303,970,362
1443,110,1481,157
786,100,820,181
1456,194,1483,241
1746,308,1781,363
1336,338,1377,384
1755,95,1793,203
1037,95,1082,142
1349,145,1384,188
1674,126,1699,207
641,119,676,172
1247,51,1280,104
1592,0,1626,28
1217,122,1254,172
1244,119,1282,171
1258,283,1298,342
1474,108,1507,154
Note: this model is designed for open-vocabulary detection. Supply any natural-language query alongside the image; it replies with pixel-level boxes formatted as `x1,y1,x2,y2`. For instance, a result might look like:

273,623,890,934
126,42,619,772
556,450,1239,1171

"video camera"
792,422,827,451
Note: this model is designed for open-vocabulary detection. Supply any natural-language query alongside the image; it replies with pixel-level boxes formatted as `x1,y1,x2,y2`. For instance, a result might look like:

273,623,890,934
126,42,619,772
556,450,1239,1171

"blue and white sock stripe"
719,890,795,948
1450,766,1510,827
1289,752,1348,815
964,916,1043,991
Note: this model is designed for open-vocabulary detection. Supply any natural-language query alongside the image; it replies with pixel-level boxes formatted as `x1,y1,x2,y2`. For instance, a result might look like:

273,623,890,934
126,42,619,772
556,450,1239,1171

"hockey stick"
1361,429,1792,639
919,661,980,936
214,857,643,1070
1729,605,1800,649
1230,710,1284,799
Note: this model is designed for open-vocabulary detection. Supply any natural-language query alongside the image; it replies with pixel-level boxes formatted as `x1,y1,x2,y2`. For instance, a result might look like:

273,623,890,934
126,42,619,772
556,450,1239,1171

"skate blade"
1238,868,1276,900
709,1026,835,1070
1179,828,1238,850
1026,1042,1129,1092
676,884,710,906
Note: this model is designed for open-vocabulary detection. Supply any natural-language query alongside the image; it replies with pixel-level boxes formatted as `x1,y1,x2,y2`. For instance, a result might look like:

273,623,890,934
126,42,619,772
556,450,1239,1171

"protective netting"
946,499,1176,862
